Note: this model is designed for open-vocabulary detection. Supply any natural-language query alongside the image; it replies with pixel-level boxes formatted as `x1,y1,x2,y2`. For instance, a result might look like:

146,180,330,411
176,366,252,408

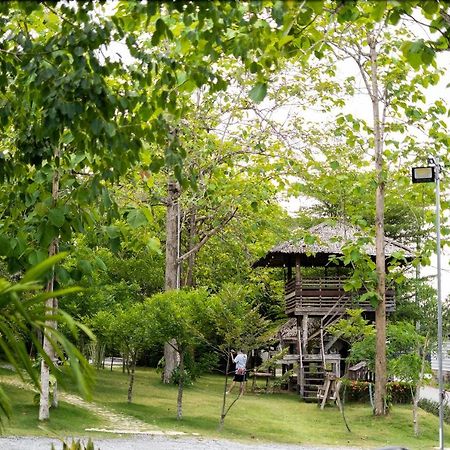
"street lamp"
412,156,443,450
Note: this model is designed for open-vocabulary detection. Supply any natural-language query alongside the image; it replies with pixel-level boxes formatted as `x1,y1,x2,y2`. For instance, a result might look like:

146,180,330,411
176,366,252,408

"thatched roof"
278,318,298,342
253,221,413,268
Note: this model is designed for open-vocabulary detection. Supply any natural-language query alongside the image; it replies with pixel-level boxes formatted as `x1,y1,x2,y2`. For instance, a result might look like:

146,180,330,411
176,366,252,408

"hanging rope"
340,381,352,433
369,382,374,410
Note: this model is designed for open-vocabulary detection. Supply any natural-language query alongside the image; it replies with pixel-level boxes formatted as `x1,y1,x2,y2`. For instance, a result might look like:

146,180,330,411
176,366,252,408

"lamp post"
412,156,443,450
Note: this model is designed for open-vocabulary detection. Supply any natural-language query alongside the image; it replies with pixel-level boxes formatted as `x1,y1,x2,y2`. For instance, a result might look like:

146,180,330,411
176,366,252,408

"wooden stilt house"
253,222,412,401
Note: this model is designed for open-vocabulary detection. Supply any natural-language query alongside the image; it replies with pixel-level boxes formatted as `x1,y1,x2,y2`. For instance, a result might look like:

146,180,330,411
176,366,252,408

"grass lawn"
0,367,103,437
1,365,448,449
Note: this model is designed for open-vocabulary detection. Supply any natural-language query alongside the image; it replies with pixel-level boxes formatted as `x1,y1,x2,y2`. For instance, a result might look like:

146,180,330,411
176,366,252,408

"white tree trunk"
39,153,60,420
39,274,56,421
368,32,387,416
163,180,180,383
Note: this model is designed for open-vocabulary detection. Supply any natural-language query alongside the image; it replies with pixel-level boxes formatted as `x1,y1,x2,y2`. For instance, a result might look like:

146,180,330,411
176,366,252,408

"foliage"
210,283,275,354
330,310,432,384
328,309,375,344
0,254,94,428
52,438,96,450
341,379,413,404
418,398,450,425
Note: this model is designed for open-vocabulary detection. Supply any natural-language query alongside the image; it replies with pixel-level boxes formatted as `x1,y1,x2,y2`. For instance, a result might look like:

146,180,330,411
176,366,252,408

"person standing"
226,349,247,396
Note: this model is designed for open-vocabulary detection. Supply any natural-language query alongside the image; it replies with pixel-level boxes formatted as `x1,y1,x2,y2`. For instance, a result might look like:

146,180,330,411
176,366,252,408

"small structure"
348,361,373,381
253,221,412,401
317,372,342,410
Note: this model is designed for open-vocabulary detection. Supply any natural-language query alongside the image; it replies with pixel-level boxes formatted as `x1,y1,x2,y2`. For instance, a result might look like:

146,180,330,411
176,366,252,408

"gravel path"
0,435,369,450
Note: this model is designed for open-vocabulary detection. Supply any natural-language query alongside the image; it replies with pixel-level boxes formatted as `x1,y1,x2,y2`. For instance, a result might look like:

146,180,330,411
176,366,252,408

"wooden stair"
302,357,325,402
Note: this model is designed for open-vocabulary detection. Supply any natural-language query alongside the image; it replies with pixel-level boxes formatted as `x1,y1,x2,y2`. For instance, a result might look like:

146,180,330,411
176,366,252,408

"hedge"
340,379,413,404
418,398,450,424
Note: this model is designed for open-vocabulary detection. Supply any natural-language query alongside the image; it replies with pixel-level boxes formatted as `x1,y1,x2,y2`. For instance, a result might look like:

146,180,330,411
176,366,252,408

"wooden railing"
285,276,395,315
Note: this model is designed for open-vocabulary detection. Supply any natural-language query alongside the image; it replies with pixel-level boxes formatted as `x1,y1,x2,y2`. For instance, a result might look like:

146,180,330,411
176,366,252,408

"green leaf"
104,122,116,137
105,225,121,239
48,208,65,228
109,237,121,253
0,236,10,256
56,266,71,284
309,1,323,14
27,250,49,267
146,237,161,254
77,260,92,275
94,256,107,271
421,46,435,65
421,0,439,15
371,1,387,21
60,130,75,145
248,83,268,103
127,209,148,228
90,119,103,136
330,161,340,170
150,157,164,173
23,252,68,283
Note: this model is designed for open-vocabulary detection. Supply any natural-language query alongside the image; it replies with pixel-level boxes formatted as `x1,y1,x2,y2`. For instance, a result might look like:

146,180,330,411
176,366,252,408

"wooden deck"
285,277,395,316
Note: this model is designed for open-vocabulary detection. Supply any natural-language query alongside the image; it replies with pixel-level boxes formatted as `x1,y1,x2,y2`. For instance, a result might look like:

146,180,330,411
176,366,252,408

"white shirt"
233,353,247,370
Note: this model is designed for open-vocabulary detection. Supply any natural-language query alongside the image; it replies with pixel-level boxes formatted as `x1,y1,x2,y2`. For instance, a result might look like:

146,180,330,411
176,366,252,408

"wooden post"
295,255,301,296
297,316,304,398
302,315,309,355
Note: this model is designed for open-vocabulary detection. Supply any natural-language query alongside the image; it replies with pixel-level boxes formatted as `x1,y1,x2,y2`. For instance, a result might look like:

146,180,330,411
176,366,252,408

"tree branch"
177,207,238,263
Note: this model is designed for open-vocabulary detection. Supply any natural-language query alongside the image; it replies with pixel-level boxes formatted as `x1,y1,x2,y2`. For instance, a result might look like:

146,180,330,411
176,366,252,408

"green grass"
1,384,103,437
1,365,449,449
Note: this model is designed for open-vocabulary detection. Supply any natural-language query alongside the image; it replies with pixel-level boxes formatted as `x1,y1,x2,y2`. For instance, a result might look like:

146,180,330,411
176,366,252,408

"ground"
0,435,369,450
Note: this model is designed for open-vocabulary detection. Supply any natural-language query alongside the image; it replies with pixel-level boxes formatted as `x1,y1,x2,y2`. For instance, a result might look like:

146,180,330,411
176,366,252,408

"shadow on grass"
111,401,223,433
2,385,102,435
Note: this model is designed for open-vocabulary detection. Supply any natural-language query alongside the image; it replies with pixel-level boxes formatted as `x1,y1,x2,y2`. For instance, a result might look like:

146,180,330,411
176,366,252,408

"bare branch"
177,207,238,263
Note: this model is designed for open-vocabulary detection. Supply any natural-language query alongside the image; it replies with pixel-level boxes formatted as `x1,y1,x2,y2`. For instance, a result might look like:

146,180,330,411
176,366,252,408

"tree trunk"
127,353,137,403
176,350,184,420
50,297,58,409
39,244,58,420
368,32,387,416
184,208,197,287
219,348,231,430
164,180,180,383
39,154,60,421
39,290,53,421
413,334,429,436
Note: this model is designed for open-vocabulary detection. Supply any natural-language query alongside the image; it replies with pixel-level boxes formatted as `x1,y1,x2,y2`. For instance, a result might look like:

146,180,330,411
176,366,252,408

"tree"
209,283,274,430
148,289,211,420
277,2,450,415
112,304,156,403
0,2,149,419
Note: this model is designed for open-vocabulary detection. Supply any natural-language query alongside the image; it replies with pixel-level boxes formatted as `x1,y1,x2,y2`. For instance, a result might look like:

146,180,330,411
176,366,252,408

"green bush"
340,379,413,404
418,398,450,424
387,381,414,404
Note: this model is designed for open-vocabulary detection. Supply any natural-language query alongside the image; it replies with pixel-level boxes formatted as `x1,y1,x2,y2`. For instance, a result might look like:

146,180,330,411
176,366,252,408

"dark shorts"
233,373,246,382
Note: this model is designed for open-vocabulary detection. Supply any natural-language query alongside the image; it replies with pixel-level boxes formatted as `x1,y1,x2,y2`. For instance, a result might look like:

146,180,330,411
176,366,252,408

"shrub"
418,398,450,424
340,379,413,404
52,439,96,450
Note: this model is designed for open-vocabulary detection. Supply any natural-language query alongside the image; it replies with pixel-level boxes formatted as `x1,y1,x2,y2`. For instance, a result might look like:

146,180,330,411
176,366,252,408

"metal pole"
435,155,444,450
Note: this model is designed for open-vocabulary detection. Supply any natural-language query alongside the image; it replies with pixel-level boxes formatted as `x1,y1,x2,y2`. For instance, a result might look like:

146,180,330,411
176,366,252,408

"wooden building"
253,221,412,401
